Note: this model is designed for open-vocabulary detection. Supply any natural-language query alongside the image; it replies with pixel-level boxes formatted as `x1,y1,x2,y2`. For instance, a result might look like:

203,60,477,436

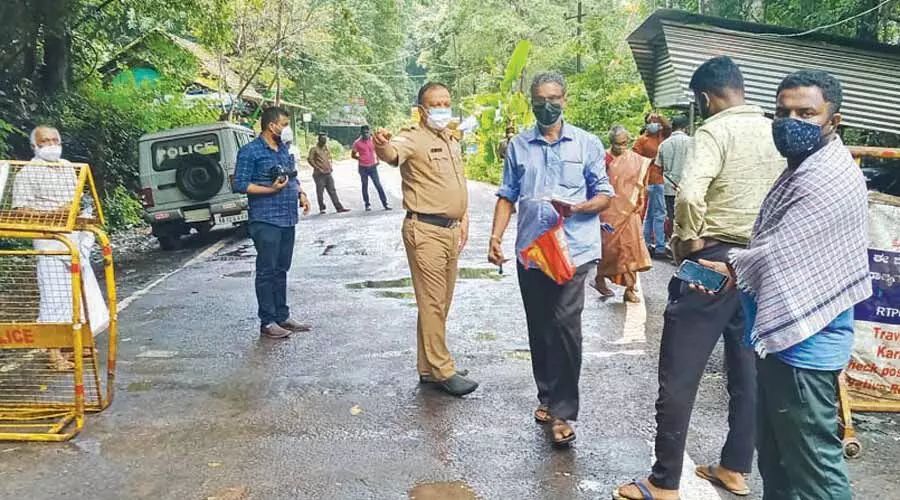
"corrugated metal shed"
628,10,900,134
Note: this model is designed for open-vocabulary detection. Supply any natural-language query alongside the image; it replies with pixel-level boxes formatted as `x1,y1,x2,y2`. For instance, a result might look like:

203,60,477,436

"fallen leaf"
350,405,362,416
207,462,223,468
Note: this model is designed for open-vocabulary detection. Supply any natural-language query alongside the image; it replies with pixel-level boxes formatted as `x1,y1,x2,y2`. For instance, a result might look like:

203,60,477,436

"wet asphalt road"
2,160,899,500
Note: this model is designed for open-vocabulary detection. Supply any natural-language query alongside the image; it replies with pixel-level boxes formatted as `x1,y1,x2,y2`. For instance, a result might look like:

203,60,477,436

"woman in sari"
594,125,652,303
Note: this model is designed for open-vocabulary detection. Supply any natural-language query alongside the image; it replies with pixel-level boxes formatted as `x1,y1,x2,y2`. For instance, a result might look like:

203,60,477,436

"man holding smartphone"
615,57,785,500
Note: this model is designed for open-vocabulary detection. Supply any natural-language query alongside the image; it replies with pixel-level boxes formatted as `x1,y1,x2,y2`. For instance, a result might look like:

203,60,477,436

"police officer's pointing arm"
373,129,397,165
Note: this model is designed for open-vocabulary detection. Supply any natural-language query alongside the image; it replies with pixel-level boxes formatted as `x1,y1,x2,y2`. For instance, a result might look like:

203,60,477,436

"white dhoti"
34,232,109,335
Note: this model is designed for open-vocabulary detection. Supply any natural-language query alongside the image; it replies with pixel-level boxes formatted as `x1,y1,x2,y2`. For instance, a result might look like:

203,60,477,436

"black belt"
406,212,459,228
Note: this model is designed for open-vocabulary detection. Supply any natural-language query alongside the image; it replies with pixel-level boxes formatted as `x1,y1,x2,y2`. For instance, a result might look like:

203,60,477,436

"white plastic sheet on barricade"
848,192,900,402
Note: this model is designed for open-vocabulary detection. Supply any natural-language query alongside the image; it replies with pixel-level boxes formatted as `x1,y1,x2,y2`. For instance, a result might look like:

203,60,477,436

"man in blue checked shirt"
233,107,311,339
488,72,614,448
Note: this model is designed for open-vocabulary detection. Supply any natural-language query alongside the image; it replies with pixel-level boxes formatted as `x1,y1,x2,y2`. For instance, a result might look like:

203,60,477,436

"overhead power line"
755,0,891,38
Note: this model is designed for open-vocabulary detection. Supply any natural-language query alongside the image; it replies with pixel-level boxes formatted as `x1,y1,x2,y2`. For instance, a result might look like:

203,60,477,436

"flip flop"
612,480,672,500
550,419,576,447
534,406,552,424
695,465,750,496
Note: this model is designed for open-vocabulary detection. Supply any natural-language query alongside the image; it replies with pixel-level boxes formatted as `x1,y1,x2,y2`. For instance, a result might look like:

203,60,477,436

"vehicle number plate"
215,211,249,225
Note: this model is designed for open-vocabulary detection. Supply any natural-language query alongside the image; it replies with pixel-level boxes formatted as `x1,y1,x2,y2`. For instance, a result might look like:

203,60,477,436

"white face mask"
426,107,453,130
280,125,293,144
35,145,63,162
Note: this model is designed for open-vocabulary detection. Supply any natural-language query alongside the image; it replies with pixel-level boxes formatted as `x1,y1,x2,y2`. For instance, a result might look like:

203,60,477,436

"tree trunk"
39,0,75,96
746,0,765,23
857,0,881,41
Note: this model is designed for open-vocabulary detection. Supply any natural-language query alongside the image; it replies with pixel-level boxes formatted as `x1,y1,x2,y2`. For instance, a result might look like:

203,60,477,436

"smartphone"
675,260,729,293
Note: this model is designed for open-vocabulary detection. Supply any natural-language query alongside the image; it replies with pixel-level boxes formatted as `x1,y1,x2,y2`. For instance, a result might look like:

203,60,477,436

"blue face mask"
646,122,662,134
772,118,825,161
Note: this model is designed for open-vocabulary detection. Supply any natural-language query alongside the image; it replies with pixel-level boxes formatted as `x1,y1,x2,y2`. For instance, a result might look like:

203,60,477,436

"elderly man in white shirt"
11,125,109,370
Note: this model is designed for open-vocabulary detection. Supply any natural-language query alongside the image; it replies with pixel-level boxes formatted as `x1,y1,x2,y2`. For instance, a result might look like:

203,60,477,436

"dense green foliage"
0,0,897,207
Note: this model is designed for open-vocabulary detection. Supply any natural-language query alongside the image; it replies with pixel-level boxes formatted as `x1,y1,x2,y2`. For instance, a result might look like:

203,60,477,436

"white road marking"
116,238,229,313
611,274,648,345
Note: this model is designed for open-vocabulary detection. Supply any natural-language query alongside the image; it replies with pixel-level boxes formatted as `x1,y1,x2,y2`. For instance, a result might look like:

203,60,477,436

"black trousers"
313,172,345,212
517,262,592,421
650,243,757,490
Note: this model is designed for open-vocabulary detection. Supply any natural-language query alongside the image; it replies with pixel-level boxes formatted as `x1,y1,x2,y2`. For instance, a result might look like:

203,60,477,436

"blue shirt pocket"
253,158,278,185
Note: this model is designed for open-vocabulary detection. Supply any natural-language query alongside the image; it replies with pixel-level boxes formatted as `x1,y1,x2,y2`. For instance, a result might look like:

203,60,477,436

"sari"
597,150,652,285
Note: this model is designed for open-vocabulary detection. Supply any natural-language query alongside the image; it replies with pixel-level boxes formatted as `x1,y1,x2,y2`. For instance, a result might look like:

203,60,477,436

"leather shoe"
279,318,311,332
420,369,469,384
260,323,292,339
436,374,479,397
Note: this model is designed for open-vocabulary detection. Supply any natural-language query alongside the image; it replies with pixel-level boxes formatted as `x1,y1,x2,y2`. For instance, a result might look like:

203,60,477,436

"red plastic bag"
520,219,576,285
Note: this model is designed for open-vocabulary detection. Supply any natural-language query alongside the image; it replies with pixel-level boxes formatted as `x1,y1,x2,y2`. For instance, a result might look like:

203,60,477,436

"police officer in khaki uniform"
373,82,479,397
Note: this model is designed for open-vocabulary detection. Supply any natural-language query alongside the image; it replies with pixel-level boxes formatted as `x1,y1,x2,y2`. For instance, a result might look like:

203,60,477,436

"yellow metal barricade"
0,161,118,441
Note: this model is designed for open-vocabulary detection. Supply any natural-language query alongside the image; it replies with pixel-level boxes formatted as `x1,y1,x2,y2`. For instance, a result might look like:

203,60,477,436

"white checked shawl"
729,137,872,357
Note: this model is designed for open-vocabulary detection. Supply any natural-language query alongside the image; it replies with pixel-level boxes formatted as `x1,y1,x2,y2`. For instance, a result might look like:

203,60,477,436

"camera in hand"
269,165,297,184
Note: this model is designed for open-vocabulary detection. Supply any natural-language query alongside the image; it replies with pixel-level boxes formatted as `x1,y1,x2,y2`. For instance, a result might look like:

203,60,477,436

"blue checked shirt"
233,136,300,227
497,123,615,268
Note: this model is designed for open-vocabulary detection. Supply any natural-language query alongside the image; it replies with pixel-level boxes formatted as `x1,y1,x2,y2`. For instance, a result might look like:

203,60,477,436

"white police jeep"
138,123,254,250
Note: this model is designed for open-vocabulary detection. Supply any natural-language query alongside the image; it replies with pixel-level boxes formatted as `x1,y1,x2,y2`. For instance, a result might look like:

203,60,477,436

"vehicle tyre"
158,234,181,251
175,154,225,201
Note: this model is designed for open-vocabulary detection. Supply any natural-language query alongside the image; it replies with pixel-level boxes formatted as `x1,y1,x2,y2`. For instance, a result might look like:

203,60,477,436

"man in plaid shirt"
233,107,311,339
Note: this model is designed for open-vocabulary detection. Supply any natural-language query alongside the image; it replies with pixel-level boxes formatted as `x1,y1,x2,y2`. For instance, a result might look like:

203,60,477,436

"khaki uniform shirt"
378,125,468,220
674,105,787,245
307,145,333,175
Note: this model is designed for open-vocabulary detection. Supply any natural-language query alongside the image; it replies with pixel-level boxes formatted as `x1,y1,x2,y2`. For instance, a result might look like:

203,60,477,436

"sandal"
590,281,615,298
550,418,576,447
695,465,750,496
612,480,680,500
534,406,552,424
624,289,641,303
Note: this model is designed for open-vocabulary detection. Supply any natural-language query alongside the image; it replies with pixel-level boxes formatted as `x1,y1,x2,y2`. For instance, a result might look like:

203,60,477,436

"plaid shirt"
233,136,300,227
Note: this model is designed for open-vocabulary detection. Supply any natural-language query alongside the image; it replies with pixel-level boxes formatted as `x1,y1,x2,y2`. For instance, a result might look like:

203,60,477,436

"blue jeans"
248,222,295,326
359,165,389,209
643,184,666,253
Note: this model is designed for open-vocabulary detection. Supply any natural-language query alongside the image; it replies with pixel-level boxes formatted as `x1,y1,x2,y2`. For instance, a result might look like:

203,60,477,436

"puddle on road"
504,349,532,361
376,291,416,300
408,481,478,500
321,242,369,256
223,270,253,278
458,267,502,281
347,269,500,291
347,278,414,289
212,244,255,262
475,331,497,342
126,380,153,392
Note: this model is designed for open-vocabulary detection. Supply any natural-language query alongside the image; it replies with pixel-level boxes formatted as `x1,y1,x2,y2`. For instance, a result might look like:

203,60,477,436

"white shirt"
11,159,78,212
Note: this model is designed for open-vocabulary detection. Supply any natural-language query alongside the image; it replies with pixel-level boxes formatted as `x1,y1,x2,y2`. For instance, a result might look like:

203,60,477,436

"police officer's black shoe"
419,369,469,384
437,374,479,397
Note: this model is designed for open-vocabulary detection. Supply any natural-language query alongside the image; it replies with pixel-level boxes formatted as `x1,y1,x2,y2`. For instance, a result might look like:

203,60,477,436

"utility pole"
275,0,283,106
565,1,585,73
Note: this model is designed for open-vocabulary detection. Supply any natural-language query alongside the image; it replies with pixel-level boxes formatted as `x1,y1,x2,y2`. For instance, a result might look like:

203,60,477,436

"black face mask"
533,101,563,127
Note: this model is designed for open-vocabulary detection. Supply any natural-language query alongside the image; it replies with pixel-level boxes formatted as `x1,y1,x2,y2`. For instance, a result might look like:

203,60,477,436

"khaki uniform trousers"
402,217,460,381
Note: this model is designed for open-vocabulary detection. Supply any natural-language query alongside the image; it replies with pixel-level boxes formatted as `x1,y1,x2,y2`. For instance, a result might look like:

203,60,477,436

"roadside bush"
328,141,347,160
101,185,144,233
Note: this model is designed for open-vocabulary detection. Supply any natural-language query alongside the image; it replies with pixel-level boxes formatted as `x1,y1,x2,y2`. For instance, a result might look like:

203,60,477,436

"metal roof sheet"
628,10,900,134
